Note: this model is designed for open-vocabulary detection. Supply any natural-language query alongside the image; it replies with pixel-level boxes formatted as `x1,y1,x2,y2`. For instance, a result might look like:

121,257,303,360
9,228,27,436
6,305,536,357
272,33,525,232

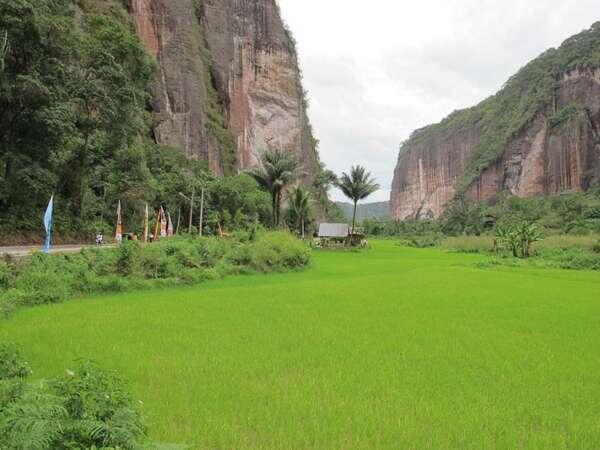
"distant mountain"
336,202,390,222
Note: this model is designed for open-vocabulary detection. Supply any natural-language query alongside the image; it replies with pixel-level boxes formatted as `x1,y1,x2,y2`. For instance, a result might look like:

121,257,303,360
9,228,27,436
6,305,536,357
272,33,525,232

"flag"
143,203,149,243
160,206,167,238
43,196,54,254
153,209,160,241
167,213,174,237
115,200,123,244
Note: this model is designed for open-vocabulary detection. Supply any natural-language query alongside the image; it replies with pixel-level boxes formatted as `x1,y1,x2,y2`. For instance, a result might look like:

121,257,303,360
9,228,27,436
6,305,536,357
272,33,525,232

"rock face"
130,0,223,173
391,26,600,219
129,0,317,179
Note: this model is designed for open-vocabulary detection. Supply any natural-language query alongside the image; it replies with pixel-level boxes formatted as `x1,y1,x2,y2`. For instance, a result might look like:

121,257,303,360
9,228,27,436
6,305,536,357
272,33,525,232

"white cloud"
278,0,599,202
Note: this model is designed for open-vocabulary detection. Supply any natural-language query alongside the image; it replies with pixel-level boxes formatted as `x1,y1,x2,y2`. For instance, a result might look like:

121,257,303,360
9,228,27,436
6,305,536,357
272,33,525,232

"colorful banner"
160,206,167,238
167,213,174,237
115,200,123,244
43,196,54,254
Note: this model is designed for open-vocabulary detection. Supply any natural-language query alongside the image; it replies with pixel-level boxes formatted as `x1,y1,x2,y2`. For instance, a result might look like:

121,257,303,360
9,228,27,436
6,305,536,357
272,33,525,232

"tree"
336,166,379,237
248,149,299,228
288,186,312,238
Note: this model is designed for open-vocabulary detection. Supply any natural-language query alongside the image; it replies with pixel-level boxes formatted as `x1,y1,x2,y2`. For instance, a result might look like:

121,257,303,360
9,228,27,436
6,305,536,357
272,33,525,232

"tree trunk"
199,187,205,236
276,191,282,228
272,192,278,228
349,201,358,246
301,218,305,239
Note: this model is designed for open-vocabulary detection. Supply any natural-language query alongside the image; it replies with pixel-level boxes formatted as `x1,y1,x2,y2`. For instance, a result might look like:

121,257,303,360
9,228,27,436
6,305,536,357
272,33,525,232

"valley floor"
2,242,600,448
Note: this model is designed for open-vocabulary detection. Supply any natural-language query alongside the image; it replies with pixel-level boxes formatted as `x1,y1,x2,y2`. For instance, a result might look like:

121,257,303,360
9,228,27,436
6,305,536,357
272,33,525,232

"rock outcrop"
391,24,600,219
129,0,318,180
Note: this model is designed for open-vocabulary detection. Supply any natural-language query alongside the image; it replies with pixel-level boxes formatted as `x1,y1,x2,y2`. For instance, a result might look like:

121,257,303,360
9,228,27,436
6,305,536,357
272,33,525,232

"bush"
0,232,312,314
0,344,32,409
249,232,311,272
0,348,146,450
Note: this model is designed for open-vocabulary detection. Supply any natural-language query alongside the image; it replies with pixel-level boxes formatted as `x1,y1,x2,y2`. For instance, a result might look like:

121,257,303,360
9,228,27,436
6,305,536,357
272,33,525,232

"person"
95,231,104,246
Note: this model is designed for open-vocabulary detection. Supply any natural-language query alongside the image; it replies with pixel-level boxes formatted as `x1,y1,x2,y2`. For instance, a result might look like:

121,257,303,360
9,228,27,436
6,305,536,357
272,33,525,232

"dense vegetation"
3,242,600,447
364,191,600,237
0,231,311,315
0,343,147,449
362,192,600,269
401,22,600,192
0,0,337,243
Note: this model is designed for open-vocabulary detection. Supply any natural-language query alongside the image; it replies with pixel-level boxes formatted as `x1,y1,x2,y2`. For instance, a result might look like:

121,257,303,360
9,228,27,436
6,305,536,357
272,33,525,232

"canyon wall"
391,25,600,219
129,0,317,179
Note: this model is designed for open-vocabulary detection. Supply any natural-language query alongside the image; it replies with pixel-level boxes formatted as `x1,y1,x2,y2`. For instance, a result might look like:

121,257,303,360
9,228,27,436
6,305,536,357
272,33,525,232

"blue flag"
44,196,54,254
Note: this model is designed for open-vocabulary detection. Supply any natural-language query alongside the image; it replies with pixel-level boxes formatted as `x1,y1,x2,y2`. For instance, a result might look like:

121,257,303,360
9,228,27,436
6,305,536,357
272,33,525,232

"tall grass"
0,232,310,315
440,235,494,253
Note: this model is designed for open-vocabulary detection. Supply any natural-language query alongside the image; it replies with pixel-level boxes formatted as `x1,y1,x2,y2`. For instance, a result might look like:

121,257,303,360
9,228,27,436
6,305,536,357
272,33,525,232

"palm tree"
249,149,299,227
337,166,379,237
288,186,312,238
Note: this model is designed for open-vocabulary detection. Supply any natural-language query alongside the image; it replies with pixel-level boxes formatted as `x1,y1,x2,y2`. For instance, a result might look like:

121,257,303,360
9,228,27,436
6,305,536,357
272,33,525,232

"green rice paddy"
2,241,600,448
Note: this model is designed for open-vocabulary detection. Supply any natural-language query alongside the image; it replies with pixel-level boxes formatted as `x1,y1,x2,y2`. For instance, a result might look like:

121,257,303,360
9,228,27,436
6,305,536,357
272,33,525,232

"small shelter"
316,223,367,248
318,223,350,239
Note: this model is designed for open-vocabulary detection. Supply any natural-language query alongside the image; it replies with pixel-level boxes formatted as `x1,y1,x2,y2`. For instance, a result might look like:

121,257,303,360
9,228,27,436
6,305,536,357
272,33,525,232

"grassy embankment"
2,241,600,447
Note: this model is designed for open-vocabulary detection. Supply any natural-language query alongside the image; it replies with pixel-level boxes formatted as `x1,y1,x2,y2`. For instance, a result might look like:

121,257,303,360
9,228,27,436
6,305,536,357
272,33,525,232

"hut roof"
318,223,350,238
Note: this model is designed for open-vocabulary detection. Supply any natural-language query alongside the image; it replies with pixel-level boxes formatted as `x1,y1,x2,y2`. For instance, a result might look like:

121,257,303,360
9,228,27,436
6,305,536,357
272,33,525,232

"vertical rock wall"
129,0,318,180
390,68,600,219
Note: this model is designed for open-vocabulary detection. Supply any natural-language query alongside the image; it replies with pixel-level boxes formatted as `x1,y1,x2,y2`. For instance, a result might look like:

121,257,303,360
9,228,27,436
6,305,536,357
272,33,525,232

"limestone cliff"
129,0,318,180
391,23,600,219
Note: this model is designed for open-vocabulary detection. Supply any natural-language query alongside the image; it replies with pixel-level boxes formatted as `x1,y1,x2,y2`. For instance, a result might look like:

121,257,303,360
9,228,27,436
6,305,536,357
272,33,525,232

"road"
0,244,108,258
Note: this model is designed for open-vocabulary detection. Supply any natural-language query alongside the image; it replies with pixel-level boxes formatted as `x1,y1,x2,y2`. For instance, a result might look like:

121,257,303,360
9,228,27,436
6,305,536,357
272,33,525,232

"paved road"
0,244,108,258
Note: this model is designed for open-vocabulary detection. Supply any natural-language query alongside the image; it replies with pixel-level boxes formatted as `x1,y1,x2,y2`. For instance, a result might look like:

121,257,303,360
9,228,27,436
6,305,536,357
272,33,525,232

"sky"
277,0,599,203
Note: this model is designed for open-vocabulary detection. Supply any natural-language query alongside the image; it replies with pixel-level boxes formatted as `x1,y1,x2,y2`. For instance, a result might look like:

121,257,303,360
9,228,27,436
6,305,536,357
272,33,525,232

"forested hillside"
336,202,390,222
0,0,332,242
391,22,600,219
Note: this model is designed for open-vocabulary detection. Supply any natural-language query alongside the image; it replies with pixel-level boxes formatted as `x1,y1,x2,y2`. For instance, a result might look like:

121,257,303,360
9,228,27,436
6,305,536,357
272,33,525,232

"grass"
2,241,600,448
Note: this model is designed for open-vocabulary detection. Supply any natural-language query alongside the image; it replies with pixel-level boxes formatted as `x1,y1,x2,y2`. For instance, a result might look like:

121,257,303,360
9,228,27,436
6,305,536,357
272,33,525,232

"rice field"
2,241,600,448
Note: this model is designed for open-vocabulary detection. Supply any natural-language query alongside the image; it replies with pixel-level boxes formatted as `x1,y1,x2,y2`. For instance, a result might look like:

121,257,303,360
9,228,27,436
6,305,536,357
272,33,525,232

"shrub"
249,232,311,272
0,232,312,314
0,343,32,409
0,345,146,450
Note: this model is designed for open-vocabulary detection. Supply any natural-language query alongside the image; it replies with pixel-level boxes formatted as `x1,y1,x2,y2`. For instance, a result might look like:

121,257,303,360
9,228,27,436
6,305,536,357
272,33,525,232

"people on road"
95,231,104,246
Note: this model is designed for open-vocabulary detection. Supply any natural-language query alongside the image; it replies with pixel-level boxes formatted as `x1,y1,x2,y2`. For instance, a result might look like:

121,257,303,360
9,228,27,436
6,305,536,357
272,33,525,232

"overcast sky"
278,0,599,202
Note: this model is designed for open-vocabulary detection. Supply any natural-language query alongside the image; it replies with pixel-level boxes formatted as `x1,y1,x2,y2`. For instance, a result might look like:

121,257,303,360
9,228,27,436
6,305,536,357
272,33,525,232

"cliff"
391,23,600,220
130,0,318,180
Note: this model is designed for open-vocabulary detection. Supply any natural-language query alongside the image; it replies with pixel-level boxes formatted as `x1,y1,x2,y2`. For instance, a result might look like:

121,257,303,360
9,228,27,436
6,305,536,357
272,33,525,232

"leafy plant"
248,150,300,228
494,223,544,258
0,346,147,450
287,186,313,239
336,166,380,239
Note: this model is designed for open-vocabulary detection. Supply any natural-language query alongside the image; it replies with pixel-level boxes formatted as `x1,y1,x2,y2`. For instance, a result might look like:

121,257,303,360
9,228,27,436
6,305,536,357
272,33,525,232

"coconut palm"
337,166,380,236
288,186,312,238
249,149,299,227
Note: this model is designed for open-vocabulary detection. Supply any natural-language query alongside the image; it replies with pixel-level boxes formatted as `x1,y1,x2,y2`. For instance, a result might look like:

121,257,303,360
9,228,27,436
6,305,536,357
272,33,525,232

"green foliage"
548,103,583,132
0,232,311,314
336,166,380,232
0,350,146,450
248,150,300,227
286,186,313,238
494,223,544,258
0,0,158,237
248,231,311,272
401,23,600,192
